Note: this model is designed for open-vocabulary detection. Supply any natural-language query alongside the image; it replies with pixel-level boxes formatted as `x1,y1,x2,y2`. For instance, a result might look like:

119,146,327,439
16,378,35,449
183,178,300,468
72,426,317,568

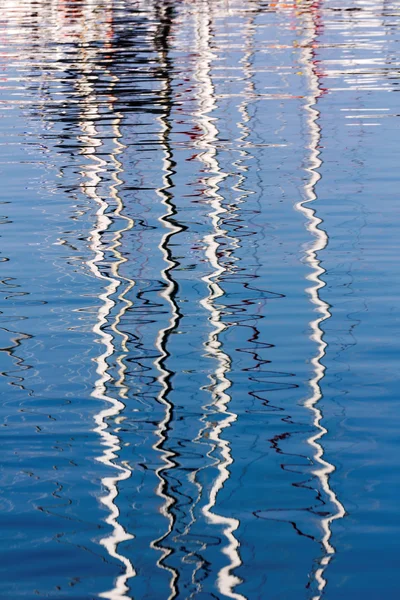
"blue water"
0,1,399,598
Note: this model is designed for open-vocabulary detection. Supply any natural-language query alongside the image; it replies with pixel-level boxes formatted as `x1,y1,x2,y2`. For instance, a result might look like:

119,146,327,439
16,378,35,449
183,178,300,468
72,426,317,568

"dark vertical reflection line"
296,2,345,597
150,3,180,597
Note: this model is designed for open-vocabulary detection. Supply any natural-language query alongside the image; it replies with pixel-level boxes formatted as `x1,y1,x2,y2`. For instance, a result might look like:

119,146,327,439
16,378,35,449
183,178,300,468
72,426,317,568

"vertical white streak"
295,3,345,598
74,9,136,597
194,5,246,600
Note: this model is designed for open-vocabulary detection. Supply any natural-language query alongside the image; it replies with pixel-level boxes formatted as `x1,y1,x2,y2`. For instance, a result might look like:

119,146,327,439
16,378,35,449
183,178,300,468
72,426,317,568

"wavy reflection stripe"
294,3,345,598
150,3,180,597
75,23,135,600
0,329,33,396
108,100,135,403
194,5,246,600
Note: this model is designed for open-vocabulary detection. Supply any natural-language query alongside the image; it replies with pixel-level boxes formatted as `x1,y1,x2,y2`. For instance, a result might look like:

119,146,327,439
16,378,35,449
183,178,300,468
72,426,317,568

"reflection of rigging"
74,9,136,599
295,2,345,598
194,6,246,600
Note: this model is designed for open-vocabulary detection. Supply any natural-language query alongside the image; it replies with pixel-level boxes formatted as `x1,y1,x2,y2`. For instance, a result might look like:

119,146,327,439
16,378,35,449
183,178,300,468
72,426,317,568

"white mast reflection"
295,2,345,598
194,5,246,600
73,6,136,598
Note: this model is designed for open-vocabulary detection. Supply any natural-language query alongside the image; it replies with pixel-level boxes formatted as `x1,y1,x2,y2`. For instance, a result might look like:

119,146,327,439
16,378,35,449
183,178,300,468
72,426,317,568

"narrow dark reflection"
150,5,224,598
150,3,181,597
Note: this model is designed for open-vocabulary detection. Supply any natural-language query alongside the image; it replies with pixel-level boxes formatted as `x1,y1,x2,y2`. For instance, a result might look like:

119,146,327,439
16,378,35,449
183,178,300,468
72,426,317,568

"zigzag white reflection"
295,4,345,598
77,53,135,599
194,6,246,600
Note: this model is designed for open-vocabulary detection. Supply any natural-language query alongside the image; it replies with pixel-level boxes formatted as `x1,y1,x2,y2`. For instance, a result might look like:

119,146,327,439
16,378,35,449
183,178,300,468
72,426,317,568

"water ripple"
1,0,400,598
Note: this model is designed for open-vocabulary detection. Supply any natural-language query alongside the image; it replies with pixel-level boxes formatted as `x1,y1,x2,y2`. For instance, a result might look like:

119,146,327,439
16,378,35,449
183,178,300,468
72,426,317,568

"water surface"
0,1,399,599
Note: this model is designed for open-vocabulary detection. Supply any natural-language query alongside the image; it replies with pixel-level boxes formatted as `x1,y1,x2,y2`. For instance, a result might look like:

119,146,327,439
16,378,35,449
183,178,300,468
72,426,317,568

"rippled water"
0,1,399,598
